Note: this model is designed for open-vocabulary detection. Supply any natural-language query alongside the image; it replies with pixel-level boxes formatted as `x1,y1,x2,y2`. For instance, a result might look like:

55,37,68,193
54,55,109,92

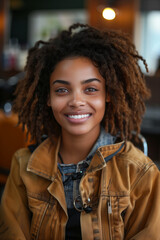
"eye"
85,87,98,93
55,88,69,94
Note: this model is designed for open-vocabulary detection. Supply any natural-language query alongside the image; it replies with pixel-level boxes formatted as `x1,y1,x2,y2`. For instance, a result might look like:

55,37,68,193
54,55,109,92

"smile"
67,114,91,119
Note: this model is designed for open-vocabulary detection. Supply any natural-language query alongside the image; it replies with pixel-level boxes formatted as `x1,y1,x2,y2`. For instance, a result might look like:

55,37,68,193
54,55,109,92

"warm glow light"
102,8,116,20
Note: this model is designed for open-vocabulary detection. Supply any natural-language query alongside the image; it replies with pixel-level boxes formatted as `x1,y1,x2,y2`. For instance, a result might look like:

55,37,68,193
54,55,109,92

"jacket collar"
27,136,125,181
27,137,60,181
86,141,125,173
87,127,117,159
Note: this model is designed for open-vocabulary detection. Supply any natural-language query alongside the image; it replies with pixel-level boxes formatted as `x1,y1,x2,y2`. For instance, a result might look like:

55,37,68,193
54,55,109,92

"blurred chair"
131,131,148,156
0,110,33,200
0,111,31,183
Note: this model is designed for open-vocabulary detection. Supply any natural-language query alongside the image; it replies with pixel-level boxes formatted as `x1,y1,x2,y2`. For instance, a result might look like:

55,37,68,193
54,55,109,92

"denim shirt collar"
86,127,116,161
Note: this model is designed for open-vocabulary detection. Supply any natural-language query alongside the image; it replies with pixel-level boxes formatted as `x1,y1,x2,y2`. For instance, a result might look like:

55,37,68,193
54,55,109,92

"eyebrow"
52,78,101,85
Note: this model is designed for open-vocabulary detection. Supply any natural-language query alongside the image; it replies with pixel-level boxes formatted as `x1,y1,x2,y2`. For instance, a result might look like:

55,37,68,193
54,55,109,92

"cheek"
94,97,106,113
49,98,65,114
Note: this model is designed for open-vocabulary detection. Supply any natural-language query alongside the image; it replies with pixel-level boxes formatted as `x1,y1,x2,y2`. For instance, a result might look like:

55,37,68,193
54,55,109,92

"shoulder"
12,137,49,166
105,141,159,192
117,141,159,189
14,147,32,158
10,147,32,175
118,141,154,169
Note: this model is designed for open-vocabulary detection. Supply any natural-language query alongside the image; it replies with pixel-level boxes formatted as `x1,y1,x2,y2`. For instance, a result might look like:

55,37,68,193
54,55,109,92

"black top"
65,208,82,240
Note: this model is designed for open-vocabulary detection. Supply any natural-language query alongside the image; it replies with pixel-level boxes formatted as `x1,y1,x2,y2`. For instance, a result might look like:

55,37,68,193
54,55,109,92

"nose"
68,91,86,108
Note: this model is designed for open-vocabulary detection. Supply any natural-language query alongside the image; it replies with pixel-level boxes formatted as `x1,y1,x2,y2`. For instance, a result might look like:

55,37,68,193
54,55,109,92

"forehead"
50,56,104,83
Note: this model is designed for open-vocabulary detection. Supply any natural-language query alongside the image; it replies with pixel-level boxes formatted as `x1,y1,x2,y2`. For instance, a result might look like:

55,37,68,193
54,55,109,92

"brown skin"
48,57,107,164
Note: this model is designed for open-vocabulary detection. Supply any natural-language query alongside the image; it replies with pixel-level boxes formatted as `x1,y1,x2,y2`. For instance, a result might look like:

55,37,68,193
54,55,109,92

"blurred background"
0,0,160,188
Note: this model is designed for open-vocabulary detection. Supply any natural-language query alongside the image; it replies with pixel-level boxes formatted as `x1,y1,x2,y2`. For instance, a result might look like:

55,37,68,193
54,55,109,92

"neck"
59,127,100,164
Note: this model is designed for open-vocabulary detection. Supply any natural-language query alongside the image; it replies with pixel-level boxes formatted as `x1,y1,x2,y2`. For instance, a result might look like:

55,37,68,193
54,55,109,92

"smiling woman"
48,57,106,145
0,23,160,240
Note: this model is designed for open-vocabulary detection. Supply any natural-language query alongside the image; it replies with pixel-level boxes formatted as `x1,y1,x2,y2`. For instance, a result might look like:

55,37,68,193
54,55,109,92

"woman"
0,23,160,240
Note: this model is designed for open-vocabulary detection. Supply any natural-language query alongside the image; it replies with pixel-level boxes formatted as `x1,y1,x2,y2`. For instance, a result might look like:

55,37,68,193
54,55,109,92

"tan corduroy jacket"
0,138,160,240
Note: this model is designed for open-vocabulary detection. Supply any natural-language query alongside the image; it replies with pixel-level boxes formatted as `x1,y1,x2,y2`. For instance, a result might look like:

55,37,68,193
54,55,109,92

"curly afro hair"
13,23,151,143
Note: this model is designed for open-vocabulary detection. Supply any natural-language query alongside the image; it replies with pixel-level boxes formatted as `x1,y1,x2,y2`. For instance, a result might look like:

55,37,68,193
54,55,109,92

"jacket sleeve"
124,163,160,240
0,151,31,240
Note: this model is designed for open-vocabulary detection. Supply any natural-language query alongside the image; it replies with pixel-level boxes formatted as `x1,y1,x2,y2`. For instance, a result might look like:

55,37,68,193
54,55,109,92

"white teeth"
68,114,90,119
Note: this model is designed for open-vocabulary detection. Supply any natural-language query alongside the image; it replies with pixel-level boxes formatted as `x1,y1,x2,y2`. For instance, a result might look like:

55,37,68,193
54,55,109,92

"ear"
106,93,110,103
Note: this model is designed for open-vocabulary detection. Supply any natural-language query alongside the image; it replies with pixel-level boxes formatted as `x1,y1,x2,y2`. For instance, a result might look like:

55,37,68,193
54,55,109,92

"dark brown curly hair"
13,23,151,143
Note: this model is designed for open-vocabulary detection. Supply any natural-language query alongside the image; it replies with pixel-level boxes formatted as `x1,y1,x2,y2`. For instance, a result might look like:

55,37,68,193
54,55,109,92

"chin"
63,125,100,137
68,129,90,136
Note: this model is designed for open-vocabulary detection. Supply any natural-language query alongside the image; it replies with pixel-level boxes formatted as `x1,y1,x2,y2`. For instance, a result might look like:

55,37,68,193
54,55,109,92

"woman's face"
48,57,106,138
